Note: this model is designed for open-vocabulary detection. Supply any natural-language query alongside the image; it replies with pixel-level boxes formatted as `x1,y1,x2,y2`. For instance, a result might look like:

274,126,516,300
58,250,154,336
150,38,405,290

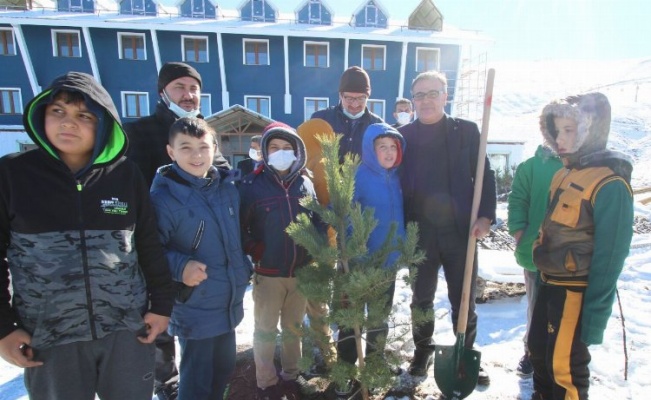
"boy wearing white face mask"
239,122,321,400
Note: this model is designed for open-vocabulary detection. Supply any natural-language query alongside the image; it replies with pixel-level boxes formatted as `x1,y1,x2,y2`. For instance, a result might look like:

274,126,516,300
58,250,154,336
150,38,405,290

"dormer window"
240,0,276,22
352,0,387,28
296,0,332,25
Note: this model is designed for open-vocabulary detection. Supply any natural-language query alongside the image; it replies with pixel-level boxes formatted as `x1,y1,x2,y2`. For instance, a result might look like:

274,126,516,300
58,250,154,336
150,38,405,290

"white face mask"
249,148,261,161
396,112,411,125
162,90,200,119
342,108,365,120
267,150,296,172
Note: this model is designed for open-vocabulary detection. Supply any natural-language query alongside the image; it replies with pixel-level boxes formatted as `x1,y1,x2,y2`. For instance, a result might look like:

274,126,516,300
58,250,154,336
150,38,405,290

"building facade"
0,0,490,164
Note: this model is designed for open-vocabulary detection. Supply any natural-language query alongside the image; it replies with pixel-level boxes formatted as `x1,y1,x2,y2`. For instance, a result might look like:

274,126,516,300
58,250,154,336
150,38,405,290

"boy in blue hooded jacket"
337,123,407,380
150,117,251,400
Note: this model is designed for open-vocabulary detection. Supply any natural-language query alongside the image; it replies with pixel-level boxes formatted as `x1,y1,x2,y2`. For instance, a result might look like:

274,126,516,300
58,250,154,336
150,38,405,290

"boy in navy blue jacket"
150,117,251,400
239,122,319,400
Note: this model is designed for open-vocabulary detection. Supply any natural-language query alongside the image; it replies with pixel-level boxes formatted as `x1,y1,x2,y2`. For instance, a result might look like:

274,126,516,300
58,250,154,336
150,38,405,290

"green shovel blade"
434,336,481,400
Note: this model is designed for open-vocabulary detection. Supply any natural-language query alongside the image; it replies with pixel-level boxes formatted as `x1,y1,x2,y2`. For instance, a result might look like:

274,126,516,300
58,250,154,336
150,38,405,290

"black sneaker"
155,381,178,400
531,391,550,400
517,353,534,377
407,348,433,377
477,366,490,386
257,384,282,400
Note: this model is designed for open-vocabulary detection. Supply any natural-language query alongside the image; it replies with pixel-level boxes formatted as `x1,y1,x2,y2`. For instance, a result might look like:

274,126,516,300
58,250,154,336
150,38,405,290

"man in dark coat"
237,134,262,177
311,66,384,160
399,70,496,386
123,61,228,400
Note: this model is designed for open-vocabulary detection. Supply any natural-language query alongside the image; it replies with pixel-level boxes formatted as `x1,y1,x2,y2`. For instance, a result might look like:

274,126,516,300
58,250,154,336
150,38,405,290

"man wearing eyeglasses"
399,71,496,386
311,66,384,159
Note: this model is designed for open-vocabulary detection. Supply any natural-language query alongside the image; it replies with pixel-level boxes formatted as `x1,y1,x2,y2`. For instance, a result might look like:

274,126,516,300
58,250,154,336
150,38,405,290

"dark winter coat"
124,102,230,186
239,127,319,278
0,72,174,349
399,116,497,237
150,163,252,340
354,123,406,268
311,103,383,158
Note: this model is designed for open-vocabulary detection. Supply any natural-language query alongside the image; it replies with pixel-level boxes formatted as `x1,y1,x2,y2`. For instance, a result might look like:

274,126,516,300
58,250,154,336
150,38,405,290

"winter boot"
407,347,434,377
477,365,491,386
517,353,534,377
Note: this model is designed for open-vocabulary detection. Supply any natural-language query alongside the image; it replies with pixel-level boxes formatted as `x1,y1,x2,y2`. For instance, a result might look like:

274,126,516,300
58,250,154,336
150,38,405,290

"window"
121,92,149,118
1,29,16,56
304,42,328,68
245,96,270,117
52,30,81,58
0,88,21,115
118,33,146,60
416,47,440,72
304,97,328,121
200,94,211,117
362,45,385,71
367,99,385,119
183,35,209,63
243,39,269,65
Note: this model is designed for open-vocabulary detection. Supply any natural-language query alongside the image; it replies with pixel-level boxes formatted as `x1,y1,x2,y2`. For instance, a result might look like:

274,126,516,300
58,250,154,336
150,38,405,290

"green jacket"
508,145,563,271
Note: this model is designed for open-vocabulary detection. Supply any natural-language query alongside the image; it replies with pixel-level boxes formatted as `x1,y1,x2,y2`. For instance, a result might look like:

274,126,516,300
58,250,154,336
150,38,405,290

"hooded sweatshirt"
354,123,406,269
533,92,634,345
0,72,174,349
239,124,319,277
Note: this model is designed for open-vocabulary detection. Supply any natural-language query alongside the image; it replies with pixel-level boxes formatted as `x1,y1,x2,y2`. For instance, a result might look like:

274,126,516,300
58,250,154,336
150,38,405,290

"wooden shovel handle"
457,68,495,334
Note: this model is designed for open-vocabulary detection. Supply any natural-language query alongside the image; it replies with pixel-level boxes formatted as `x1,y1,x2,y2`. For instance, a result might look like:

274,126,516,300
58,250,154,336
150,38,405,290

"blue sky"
160,0,649,62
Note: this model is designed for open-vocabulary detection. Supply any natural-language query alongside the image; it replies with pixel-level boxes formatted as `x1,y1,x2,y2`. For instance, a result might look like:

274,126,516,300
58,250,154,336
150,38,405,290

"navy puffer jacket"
150,164,252,340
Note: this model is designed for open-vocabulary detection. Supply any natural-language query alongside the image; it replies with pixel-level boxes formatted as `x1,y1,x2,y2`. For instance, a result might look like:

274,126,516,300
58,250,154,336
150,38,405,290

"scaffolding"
453,50,488,125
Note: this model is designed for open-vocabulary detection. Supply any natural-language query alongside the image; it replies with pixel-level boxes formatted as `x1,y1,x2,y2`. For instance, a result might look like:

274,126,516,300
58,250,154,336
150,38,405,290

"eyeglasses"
412,90,445,101
342,95,368,104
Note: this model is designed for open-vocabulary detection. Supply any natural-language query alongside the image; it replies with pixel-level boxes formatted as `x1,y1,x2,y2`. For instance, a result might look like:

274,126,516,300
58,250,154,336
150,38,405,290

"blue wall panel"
21,25,92,90
221,34,284,120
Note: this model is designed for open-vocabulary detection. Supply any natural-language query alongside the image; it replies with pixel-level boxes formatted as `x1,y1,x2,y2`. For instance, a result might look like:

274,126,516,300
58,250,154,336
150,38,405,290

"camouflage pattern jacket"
0,72,174,349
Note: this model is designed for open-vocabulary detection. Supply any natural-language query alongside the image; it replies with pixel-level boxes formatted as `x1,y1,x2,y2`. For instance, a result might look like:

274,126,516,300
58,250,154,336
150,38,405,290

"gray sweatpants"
25,330,156,400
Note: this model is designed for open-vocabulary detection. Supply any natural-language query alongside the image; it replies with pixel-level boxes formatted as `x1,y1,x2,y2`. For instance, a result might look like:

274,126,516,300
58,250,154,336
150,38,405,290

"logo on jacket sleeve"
101,197,129,215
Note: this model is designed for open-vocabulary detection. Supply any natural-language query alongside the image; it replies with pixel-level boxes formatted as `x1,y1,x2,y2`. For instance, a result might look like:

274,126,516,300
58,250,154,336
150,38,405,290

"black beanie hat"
157,62,202,93
338,66,371,96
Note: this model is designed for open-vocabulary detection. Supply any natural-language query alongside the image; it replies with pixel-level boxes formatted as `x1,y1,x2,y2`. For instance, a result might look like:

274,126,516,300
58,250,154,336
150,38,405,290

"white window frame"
242,39,270,66
51,29,82,58
244,95,271,118
121,91,150,118
415,47,441,72
182,35,209,63
361,44,386,71
117,32,147,60
303,41,329,68
304,97,329,121
367,98,385,120
0,28,17,56
200,93,212,117
363,2,379,26
0,87,22,115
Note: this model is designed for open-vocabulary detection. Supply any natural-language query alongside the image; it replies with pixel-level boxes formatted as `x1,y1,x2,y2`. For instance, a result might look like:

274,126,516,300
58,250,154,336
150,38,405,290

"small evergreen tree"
287,134,425,399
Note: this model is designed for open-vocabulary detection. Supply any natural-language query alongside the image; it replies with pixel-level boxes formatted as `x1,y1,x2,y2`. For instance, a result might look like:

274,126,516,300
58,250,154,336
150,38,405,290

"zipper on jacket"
76,179,97,340
285,187,299,276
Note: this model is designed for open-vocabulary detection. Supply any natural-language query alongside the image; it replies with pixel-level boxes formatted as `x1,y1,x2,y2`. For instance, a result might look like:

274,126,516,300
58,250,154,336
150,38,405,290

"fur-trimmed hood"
539,92,611,161
540,92,633,181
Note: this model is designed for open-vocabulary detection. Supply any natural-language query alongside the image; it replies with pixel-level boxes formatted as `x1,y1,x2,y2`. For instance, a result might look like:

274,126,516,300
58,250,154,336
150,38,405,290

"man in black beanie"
124,62,229,400
125,61,229,186
311,66,383,160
